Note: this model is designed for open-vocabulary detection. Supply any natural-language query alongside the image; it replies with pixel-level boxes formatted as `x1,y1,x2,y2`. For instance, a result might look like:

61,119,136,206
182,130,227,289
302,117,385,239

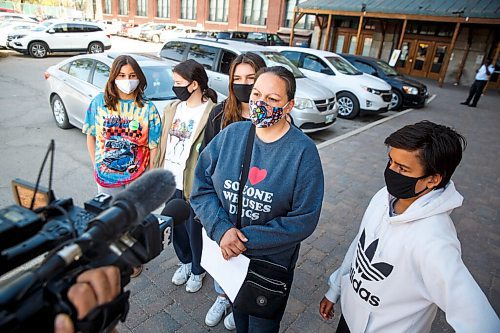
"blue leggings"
164,189,205,275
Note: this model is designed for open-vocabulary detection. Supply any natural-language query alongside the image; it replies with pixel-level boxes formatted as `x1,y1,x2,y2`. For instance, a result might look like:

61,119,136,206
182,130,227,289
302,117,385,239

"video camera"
0,141,188,332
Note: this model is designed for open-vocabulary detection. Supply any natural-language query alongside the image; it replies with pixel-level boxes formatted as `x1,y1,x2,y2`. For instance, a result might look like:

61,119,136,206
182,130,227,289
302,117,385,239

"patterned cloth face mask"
249,99,289,128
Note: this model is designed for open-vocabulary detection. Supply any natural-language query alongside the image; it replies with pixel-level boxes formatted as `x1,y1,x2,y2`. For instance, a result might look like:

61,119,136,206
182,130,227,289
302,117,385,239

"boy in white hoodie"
320,121,499,333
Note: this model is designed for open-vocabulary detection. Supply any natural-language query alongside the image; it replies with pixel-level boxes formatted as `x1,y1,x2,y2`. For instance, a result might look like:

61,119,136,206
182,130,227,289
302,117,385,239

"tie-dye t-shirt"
82,93,161,187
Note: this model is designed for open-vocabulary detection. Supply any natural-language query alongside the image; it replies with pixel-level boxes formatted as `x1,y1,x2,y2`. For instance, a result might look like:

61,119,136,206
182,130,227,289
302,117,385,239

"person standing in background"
460,58,495,108
154,59,218,294
83,55,161,278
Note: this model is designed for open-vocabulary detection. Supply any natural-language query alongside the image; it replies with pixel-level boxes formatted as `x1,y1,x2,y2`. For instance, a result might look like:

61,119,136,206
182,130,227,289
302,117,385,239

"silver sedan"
44,53,178,129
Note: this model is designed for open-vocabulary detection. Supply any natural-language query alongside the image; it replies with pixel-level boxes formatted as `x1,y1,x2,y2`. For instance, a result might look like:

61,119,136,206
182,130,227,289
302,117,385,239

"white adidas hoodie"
325,181,500,333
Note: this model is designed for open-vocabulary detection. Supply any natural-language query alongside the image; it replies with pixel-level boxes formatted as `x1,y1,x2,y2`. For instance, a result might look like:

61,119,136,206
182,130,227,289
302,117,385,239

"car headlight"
361,86,382,95
12,34,27,39
403,85,418,95
294,97,315,110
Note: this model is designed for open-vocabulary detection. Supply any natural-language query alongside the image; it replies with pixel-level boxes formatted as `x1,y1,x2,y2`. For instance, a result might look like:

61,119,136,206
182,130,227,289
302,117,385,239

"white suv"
8,21,111,58
274,47,392,119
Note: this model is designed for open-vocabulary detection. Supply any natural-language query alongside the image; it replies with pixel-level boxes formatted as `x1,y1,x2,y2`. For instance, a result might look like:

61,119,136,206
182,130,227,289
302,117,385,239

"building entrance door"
397,40,450,79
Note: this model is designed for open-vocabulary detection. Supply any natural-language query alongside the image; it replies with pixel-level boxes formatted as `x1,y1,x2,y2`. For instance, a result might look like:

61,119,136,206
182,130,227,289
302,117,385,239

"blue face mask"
249,99,288,128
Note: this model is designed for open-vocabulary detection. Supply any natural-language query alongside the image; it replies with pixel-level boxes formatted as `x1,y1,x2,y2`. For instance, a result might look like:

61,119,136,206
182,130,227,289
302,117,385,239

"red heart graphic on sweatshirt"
248,167,267,185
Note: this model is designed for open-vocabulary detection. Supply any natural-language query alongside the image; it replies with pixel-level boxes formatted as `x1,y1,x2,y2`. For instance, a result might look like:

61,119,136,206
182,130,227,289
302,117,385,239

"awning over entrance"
296,0,500,20
289,0,500,87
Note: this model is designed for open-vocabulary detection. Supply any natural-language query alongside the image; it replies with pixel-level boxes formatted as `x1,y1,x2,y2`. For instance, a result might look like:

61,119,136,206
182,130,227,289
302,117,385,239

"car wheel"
337,92,360,119
29,41,48,58
389,90,403,111
88,41,104,54
51,95,72,129
152,34,160,43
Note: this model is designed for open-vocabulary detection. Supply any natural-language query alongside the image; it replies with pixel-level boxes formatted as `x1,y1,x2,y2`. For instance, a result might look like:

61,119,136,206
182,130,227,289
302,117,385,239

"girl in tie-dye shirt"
83,55,161,195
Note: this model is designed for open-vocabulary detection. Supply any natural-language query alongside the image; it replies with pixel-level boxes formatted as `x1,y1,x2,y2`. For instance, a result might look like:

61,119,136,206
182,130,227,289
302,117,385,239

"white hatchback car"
274,47,392,119
44,53,177,129
8,21,111,58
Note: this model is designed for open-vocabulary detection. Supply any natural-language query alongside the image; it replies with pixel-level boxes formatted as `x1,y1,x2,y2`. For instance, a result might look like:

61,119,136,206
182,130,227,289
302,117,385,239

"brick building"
101,0,314,44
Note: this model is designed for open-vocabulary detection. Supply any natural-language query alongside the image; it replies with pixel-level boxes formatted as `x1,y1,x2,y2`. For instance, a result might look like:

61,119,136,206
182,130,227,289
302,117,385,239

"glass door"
396,40,415,75
428,43,448,79
410,41,434,77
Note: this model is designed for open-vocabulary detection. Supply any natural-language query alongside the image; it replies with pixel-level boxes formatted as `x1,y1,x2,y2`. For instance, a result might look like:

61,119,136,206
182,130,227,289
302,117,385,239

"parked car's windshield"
143,66,176,100
32,24,49,31
376,60,399,76
259,51,305,78
326,56,361,75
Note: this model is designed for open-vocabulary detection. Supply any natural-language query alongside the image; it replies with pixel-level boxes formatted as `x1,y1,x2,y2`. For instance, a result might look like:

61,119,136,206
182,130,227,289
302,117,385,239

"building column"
438,22,461,88
171,0,180,23
228,0,242,30
323,14,332,51
267,0,284,32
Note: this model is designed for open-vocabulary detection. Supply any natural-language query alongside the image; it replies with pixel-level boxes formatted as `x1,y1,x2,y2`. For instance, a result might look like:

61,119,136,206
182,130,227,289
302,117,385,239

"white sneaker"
224,312,236,330
172,263,191,285
205,296,230,326
185,272,206,292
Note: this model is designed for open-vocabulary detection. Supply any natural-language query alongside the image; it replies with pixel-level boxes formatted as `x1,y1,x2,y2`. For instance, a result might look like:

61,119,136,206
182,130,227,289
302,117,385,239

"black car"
213,31,287,46
341,54,429,110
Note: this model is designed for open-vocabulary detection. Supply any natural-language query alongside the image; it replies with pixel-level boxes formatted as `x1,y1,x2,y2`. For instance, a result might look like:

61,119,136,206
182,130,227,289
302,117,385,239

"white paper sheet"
201,228,250,302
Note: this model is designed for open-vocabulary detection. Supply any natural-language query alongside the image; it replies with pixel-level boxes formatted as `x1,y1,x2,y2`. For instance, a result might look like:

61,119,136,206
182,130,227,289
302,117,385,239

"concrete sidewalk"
119,80,499,332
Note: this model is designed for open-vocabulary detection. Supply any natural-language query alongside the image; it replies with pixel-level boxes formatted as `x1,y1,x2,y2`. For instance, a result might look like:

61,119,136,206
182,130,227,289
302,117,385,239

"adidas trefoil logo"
355,229,393,281
348,229,394,307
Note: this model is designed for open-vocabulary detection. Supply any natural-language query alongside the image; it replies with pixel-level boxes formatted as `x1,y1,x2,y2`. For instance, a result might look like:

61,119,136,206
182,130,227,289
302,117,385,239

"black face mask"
384,165,429,199
172,84,193,101
233,83,253,103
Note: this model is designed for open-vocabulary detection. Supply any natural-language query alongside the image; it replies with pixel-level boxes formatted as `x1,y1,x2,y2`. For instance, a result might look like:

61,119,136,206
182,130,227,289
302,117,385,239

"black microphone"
161,198,190,225
156,198,190,247
82,169,176,245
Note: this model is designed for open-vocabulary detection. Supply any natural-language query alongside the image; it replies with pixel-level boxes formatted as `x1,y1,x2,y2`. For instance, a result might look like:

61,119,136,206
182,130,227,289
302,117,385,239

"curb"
317,94,437,150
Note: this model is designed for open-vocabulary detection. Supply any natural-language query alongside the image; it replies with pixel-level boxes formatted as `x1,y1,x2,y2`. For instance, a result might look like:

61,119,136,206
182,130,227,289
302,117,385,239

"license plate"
326,115,334,123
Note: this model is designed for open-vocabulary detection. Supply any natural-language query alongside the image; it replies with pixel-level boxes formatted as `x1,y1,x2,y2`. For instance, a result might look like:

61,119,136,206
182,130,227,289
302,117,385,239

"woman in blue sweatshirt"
191,66,324,333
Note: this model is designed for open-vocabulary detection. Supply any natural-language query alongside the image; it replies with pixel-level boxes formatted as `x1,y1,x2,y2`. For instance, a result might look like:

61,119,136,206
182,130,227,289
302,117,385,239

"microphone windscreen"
112,169,176,222
161,198,190,226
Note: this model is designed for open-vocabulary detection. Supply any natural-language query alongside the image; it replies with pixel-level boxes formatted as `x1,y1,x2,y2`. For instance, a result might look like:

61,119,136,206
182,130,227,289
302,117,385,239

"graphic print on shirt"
167,117,195,163
223,166,273,221
101,115,142,174
349,229,393,306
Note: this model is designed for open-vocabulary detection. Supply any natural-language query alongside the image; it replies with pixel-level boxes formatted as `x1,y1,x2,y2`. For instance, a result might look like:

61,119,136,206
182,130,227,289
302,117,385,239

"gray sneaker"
224,312,236,330
205,296,230,326
185,272,206,293
171,263,191,285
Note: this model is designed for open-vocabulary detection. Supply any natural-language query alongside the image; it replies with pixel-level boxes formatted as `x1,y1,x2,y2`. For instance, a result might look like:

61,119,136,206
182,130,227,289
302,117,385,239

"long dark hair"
223,52,266,128
173,59,217,103
105,55,147,111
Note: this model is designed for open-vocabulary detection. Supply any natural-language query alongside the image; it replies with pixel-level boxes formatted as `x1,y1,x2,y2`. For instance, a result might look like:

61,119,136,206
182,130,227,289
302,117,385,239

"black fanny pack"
232,125,291,319
234,258,290,319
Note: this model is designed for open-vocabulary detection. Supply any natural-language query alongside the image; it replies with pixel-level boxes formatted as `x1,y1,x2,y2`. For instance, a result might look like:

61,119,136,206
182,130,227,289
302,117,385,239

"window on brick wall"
157,0,170,18
181,0,197,20
209,0,228,22
119,0,128,15
242,0,268,26
104,0,112,14
283,0,314,30
137,0,147,16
